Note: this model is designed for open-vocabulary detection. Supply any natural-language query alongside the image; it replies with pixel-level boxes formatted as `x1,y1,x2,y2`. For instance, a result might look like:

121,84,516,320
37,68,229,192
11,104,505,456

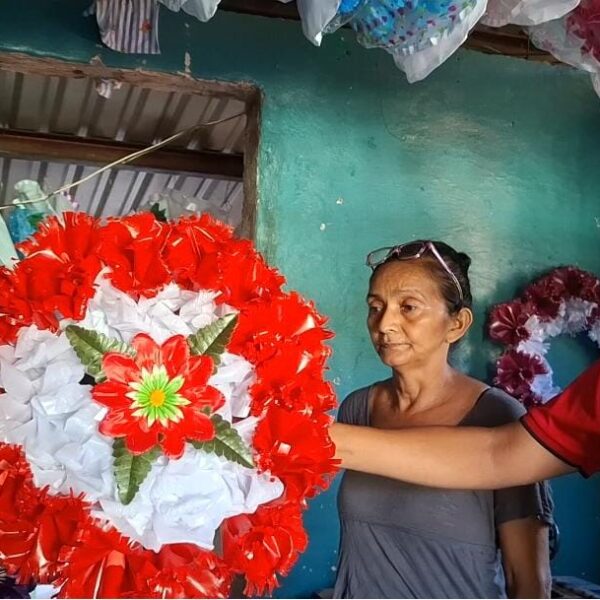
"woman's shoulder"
469,385,527,426
337,384,373,425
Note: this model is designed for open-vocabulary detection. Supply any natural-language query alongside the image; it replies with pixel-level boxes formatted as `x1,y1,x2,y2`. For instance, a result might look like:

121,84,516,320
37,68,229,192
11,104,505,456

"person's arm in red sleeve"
330,360,600,489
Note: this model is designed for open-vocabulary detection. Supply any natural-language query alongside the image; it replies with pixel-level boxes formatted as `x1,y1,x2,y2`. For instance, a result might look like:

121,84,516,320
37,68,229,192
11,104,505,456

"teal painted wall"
1,1,600,595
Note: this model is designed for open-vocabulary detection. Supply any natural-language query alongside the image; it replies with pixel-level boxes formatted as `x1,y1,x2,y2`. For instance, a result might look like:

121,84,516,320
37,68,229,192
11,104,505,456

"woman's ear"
446,307,473,344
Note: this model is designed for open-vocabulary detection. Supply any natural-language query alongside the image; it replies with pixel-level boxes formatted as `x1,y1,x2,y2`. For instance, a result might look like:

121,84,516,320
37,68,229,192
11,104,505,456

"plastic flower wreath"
0,211,338,598
489,266,600,407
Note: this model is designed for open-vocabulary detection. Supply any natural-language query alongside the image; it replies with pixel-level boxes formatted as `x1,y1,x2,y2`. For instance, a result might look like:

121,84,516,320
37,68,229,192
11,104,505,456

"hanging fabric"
482,0,579,27
529,0,600,100
157,0,221,22
86,0,600,97
93,0,160,54
6,181,55,246
1,181,74,254
157,0,341,46
279,0,341,45
0,213,18,268
326,0,487,82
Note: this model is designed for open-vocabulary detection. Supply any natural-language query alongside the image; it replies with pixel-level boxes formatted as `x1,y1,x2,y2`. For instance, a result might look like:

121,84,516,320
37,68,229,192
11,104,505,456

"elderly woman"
333,240,553,599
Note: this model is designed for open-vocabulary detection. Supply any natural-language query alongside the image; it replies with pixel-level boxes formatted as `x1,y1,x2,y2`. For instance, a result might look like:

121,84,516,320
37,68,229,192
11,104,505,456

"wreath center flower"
128,365,189,426
91,332,226,459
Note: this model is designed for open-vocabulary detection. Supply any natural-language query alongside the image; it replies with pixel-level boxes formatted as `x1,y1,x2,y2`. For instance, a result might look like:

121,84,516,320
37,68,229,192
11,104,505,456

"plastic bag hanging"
7,181,55,246
482,0,579,27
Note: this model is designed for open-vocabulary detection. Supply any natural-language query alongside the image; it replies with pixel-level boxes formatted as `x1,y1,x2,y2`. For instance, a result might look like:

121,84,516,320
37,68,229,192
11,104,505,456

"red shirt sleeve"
520,359,600,477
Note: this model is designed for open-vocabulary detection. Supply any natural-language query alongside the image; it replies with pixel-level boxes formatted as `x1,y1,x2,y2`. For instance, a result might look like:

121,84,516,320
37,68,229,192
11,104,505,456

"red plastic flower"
250,357,336,425
215,240,286,307
230,293,332,367
0,491,87,585
164,214,233,291
59,527,232,599
223,503,308,596
0,444,34,522
17,213,101,263
93,333,225,459
0,266,34,344
494,349,548,400
0,215,103,340
523,279,563,321
133,544,232,599
547,266,599,302
98,214,170,296
488,300,533,345
11,251,100,328
56,520,152,599
253,407,338,501
11,213,103,328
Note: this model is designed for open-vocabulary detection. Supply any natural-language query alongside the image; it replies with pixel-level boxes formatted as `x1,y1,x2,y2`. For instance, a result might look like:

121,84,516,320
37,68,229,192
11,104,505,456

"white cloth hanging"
393,0,488,83
482,0,580,27
158,0,340,46
529,14,600,101
158,0,221,22
277,0,341,45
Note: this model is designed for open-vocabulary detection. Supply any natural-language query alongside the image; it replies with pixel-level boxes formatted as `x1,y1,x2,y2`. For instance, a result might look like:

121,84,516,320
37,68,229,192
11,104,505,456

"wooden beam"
466,25,560,62
219,0,556,63
0,130,244,180
220,0,299,19
0,53,259,103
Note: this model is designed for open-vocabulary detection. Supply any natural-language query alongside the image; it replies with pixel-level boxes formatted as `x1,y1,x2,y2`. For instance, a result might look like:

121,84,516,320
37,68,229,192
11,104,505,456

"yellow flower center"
149,389,166,407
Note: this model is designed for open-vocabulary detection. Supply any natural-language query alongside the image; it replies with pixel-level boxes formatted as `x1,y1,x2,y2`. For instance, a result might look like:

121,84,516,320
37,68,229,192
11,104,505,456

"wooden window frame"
0,52,261,239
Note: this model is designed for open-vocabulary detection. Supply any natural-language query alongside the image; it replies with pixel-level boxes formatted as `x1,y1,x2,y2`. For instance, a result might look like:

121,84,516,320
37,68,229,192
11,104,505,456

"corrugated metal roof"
0,157,244,224
0,70,246,227
0,71,247,152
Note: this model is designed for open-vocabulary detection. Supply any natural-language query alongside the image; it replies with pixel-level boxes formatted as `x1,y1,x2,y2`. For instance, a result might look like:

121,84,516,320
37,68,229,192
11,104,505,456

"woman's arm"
329,421,574,489
498,517,551,598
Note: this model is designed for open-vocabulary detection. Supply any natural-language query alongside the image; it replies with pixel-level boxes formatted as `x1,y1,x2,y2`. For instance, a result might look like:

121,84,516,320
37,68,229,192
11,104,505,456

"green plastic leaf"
65,325,134,382
149,202,168,222
192,414,254,469
113,439,160,505
187,314,238,366
27,212,47,229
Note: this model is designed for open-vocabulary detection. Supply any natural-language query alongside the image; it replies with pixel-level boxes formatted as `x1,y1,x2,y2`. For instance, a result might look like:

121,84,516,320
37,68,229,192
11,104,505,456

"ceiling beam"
219,0,554,62
220,0,298,19
0,130,244,180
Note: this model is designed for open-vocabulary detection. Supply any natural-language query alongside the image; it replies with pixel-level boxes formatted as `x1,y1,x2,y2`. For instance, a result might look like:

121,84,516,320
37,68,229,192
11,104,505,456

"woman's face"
367,260,461,370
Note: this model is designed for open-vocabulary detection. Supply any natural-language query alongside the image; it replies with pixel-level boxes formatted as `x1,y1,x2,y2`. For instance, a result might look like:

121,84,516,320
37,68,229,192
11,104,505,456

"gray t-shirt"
334,386,553,599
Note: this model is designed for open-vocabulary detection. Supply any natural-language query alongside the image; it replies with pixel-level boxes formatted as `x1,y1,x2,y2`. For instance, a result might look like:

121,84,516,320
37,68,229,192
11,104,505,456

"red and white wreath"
0,212,338,598
488,266,600,407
